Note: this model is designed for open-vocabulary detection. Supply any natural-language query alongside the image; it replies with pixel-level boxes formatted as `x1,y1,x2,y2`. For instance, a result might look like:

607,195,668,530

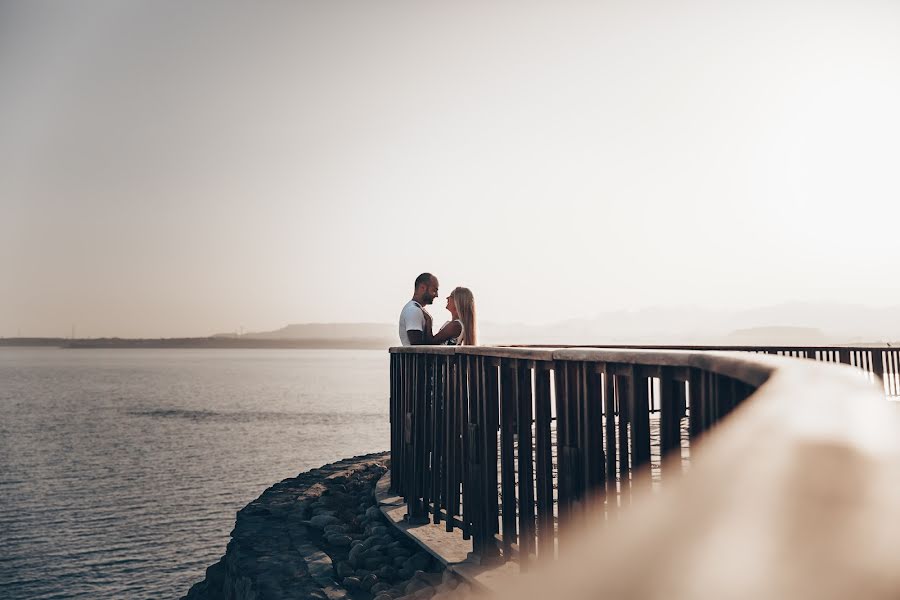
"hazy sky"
2,1,899,338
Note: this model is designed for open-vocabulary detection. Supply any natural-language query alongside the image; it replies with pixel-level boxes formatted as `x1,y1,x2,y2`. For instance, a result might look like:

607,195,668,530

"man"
399,272,439,345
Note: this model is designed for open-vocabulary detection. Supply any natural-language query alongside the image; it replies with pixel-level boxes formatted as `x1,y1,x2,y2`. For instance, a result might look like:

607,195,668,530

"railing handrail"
389,344,900,598
391,344,900,392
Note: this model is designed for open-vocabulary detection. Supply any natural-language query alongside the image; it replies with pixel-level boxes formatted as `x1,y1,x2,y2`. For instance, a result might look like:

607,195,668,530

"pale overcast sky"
2,0,899,338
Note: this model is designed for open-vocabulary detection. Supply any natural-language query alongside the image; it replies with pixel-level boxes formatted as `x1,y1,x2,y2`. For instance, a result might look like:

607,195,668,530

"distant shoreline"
0,337,393,350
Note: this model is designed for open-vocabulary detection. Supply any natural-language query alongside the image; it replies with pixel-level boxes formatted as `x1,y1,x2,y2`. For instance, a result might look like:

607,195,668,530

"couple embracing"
398,273,477,346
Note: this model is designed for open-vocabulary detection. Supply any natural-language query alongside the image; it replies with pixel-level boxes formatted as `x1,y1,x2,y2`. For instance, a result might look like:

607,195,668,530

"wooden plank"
630,365,652,482
533,366,554,559
499,361,518,558
604,367,618,500
482,357,502,561
617,373,632,504
516,363,536,564
553,361,571,534
585,366,606,495
659,367,682,480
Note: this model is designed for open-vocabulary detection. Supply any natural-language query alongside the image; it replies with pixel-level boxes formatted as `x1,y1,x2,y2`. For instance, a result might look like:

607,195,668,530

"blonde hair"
450,287,477,345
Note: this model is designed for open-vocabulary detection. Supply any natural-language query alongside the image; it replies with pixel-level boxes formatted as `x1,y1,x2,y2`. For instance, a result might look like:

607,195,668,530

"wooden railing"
388,345,896,574
511,344,900,397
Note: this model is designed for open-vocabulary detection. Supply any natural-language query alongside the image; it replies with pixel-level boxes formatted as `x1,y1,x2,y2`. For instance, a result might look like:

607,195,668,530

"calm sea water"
0,347,390,600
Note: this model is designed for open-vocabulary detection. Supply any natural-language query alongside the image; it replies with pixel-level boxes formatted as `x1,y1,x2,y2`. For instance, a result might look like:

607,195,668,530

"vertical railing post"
468,355,502,564
571,362,587,507
604,365,618,504
630,366,652,488
400,353,412,499
616,369,632,505
688,367,703,440
839,349,852,366
890,351,896,396
871,350,885,391
659,367,682,480
585,363,606,498
460,354,472,540
405,353,429,524
389,352,396,492
534,363,554,559
499,359,518,559
484,357,502,561
554,360,573,540
445,353,459,532
431,354,445,524
466,354,484,557
517,361,536,566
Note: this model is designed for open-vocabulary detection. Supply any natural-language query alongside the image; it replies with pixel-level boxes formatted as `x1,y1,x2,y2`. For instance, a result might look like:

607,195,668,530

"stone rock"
403,552,431,573
350,539,364,548
374,565,398,581
366,506,382,520
323,523,349,534
374,595,393,600
371,582,393,595
360,536,377,550
342,576,361,589
348,543,365,567
364,556,389,570
367,525,389,537
397,567,412,579
308,514,340,529
414,589,435,600
388,547,411,559
361,573,379,591
336,561,355,579
393,556,408,568
326,534,352,547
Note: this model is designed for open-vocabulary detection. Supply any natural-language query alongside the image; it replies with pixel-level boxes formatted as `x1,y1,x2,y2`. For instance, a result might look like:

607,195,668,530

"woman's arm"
430,320,462,344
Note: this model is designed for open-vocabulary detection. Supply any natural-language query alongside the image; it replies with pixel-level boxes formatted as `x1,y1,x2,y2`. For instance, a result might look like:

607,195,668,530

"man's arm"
407,330,426,345
408,311,436,345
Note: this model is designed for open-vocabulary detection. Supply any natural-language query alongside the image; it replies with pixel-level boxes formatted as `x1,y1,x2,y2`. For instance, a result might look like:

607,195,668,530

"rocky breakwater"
182,452,474,600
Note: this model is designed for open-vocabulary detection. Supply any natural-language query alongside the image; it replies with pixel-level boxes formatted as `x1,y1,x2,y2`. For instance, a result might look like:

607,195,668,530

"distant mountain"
725,303,900,343
213,323,394,343
213,303,900,347
723,326,828,345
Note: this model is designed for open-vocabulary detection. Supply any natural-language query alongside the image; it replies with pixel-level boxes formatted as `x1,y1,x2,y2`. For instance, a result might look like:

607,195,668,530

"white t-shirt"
398,300,425,346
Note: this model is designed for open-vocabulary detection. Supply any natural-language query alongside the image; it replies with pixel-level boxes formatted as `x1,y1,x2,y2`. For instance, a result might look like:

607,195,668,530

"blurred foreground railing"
388,344,897,579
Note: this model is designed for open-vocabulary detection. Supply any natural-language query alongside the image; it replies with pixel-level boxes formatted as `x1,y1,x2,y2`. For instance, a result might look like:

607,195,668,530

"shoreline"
183,452,472,600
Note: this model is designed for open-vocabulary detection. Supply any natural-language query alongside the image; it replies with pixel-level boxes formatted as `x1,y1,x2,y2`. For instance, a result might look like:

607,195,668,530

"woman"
429,286,477,346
